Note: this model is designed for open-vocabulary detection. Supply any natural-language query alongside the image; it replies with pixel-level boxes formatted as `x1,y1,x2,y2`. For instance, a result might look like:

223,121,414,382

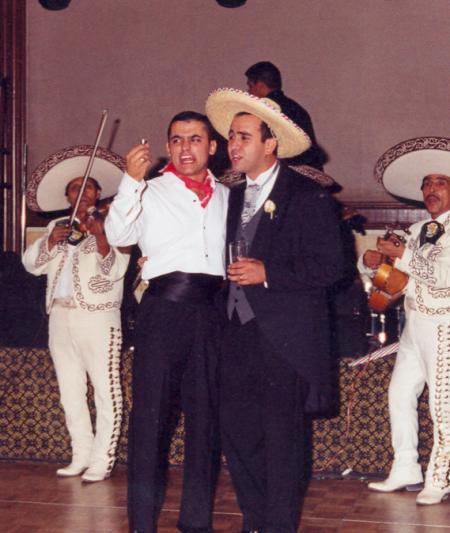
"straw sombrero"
205,88,311,159
374,137,450,202
27,145,126,212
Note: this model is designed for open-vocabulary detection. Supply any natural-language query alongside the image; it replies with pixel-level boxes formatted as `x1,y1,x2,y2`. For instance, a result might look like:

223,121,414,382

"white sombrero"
374,137,450,202
205,88,311,159
27,145,126,212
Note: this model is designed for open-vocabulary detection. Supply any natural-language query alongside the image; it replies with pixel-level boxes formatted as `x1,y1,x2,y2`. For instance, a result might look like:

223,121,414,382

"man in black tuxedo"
245,61,327,170
206,89,344,533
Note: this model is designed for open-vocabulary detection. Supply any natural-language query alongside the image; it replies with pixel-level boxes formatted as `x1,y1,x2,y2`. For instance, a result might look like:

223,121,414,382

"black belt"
145,271,223,305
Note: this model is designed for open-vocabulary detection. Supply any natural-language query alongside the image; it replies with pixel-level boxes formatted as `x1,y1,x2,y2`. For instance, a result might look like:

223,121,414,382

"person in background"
23,146,129,483
360,137,450,506
245,60,327,170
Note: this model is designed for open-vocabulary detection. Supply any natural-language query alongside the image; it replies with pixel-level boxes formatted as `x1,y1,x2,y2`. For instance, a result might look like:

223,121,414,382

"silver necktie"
241,183,260,226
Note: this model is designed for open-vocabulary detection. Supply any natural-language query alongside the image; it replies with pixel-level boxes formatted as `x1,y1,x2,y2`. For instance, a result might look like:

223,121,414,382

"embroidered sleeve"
22,232,60,275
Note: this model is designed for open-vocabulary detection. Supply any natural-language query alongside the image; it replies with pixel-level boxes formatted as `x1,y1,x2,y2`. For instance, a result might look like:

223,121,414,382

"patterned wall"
0,347,432,473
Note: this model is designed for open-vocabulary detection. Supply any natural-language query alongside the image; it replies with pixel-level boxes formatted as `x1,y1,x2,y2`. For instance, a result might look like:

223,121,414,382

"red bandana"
164,162,213,208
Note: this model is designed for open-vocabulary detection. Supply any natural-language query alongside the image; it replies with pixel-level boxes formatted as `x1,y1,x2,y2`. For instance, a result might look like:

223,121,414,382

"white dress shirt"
246,161,280,212
105,170,229,280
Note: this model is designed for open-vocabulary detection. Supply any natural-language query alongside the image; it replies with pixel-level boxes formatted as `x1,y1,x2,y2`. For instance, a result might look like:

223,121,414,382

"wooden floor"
1,462,450,532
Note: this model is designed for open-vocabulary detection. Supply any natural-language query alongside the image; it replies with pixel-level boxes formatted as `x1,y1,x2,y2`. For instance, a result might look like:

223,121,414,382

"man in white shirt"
105,111,229,533
361,137,450,506
205,89,344,533
22,145,129,483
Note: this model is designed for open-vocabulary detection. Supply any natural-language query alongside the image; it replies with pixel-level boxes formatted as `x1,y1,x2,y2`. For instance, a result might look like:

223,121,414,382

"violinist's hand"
377,237,405,259
362,250,383,270
85,214,110,257
48,223,71,250
84,213,105,237
126,141,152,182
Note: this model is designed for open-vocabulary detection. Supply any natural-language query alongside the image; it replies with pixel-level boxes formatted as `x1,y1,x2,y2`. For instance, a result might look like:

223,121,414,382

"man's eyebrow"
169,134,203,141
229,129,253,136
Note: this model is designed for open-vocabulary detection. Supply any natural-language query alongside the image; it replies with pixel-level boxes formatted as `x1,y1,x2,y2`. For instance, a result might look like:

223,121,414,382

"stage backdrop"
26,0,449,229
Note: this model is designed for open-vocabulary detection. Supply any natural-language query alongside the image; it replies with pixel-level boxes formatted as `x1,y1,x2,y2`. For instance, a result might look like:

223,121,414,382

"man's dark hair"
245,61,282,91
65,177,101,196
167,111,215,141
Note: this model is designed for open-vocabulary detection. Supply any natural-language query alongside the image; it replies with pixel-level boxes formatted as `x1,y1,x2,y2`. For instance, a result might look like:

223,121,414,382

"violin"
368,228,409,313
55,203,110,245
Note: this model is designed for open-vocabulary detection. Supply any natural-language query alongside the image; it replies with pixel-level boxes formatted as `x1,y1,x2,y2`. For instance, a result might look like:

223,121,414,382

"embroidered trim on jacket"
88,275,114,294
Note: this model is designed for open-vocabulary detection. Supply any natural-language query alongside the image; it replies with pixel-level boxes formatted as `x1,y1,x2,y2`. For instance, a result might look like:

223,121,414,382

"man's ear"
208,140,217,156
165,142,171,158
264,137,278,156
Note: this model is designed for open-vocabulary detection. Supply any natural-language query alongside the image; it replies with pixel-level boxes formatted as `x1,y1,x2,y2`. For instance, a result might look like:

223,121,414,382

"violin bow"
69,109,109,226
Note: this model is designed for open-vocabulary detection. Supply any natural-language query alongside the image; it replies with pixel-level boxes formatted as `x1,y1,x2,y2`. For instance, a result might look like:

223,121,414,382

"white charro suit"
362,211,450,490
23,218,129,475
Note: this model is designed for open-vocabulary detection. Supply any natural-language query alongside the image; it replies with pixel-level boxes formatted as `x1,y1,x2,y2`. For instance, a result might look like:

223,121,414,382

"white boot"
81,459,113,483
368,465,423,493
416,486,450,505
56,459,90,477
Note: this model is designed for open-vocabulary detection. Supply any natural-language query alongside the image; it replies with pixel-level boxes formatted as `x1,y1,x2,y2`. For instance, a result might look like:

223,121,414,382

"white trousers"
49,304,123,473
389,309,450,489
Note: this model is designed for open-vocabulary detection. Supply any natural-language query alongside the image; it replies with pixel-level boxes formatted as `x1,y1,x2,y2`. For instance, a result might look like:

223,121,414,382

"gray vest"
227,206,264,324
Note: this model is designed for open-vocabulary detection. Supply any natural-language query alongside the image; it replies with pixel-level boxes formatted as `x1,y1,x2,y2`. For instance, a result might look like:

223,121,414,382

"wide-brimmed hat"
205,88,311,158
27,144,126,212
374,137,450,202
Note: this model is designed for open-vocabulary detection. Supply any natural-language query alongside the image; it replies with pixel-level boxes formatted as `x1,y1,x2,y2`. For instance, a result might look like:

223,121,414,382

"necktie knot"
419,221,445,246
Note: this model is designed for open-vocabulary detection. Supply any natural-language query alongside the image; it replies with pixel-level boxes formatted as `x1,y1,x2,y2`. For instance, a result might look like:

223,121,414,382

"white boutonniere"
264,199,276,220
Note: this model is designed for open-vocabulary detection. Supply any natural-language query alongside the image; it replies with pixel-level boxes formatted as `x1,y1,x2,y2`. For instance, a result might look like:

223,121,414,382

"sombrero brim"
205,88,311,159
27,145,126,212
374,137,450,202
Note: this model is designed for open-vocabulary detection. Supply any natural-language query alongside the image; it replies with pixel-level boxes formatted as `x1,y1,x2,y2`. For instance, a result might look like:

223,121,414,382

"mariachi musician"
22,144,129,482
359,137,450,505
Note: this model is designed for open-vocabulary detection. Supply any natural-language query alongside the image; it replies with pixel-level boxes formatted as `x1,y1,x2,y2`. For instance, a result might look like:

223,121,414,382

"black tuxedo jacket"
225,163,344,412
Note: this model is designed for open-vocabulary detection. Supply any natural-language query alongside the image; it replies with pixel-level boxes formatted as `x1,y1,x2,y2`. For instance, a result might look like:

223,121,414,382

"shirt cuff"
118,172,146,195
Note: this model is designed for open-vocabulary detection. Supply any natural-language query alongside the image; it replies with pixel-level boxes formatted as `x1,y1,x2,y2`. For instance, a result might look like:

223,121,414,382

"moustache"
425,194,439,202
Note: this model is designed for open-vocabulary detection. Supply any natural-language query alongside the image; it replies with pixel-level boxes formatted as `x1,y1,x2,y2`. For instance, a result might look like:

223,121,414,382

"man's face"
166,120,216,181
66,177,100,211
228,114,277,180
422,174,450,218
246,78,267,98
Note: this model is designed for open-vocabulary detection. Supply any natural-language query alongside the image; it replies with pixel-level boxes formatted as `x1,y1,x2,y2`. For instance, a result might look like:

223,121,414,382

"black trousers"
221,315,306,533
128,292,221,533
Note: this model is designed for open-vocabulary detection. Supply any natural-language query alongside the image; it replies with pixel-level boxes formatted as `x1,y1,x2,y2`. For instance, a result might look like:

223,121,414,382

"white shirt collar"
245,161,279,187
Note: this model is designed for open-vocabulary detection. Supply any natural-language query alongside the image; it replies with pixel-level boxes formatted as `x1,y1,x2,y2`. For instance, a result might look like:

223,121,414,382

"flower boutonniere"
264,199,276,220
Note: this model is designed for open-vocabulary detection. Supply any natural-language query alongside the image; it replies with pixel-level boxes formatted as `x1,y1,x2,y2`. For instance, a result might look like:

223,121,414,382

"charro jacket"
395,211,450,318
23,217,129,314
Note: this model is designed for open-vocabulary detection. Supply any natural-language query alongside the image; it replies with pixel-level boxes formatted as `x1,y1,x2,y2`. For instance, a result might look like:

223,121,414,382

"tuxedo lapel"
227,182,246,244
251,165,292,259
